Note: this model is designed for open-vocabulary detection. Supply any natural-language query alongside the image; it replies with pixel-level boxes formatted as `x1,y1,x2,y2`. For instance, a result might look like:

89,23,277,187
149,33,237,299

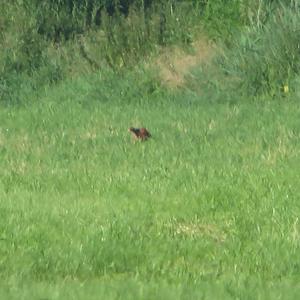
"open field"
1,1,300,298
1,67,300,299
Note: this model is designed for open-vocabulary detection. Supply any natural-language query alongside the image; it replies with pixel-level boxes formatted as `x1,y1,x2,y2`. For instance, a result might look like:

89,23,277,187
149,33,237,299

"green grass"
1,67,300,299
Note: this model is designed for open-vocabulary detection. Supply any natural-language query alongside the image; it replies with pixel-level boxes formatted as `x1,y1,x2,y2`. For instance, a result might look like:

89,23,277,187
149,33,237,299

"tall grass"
221,3,300,97
189,1,300,99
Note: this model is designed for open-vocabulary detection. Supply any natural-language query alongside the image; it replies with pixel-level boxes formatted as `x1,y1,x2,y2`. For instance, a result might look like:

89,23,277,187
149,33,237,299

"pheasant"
128,127,151,141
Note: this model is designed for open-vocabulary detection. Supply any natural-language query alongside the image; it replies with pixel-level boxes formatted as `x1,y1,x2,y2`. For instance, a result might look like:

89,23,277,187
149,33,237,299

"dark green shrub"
0,73,22,105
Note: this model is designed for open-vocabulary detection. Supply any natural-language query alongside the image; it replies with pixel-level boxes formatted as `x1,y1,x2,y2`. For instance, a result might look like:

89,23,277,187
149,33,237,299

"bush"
217,3,300,97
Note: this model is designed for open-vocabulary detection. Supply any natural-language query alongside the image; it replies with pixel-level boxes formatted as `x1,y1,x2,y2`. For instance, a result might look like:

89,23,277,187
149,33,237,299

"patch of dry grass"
154,38,215,88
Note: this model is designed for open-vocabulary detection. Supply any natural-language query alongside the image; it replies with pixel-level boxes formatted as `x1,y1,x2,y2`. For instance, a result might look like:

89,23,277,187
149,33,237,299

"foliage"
0,0,248,104
1,0,300,103
218,3,300,97
186,1,300,99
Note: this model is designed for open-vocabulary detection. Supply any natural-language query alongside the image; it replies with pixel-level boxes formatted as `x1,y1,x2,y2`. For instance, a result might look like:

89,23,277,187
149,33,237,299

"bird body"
128,127,151,141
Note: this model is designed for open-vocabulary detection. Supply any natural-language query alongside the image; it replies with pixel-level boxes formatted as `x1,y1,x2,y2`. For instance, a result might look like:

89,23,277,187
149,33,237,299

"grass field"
1,65,300,299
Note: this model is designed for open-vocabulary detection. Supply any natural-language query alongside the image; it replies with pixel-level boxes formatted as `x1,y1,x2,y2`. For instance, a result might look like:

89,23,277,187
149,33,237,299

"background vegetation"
1,0,300,105
1,0,300,299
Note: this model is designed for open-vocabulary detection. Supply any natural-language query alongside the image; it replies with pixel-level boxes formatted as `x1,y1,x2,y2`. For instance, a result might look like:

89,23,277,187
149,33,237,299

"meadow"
1,66,300,299
1,1,300,299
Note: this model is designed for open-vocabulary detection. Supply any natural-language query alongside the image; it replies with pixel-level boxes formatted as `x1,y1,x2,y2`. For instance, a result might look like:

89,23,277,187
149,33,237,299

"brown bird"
128,127,151,141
